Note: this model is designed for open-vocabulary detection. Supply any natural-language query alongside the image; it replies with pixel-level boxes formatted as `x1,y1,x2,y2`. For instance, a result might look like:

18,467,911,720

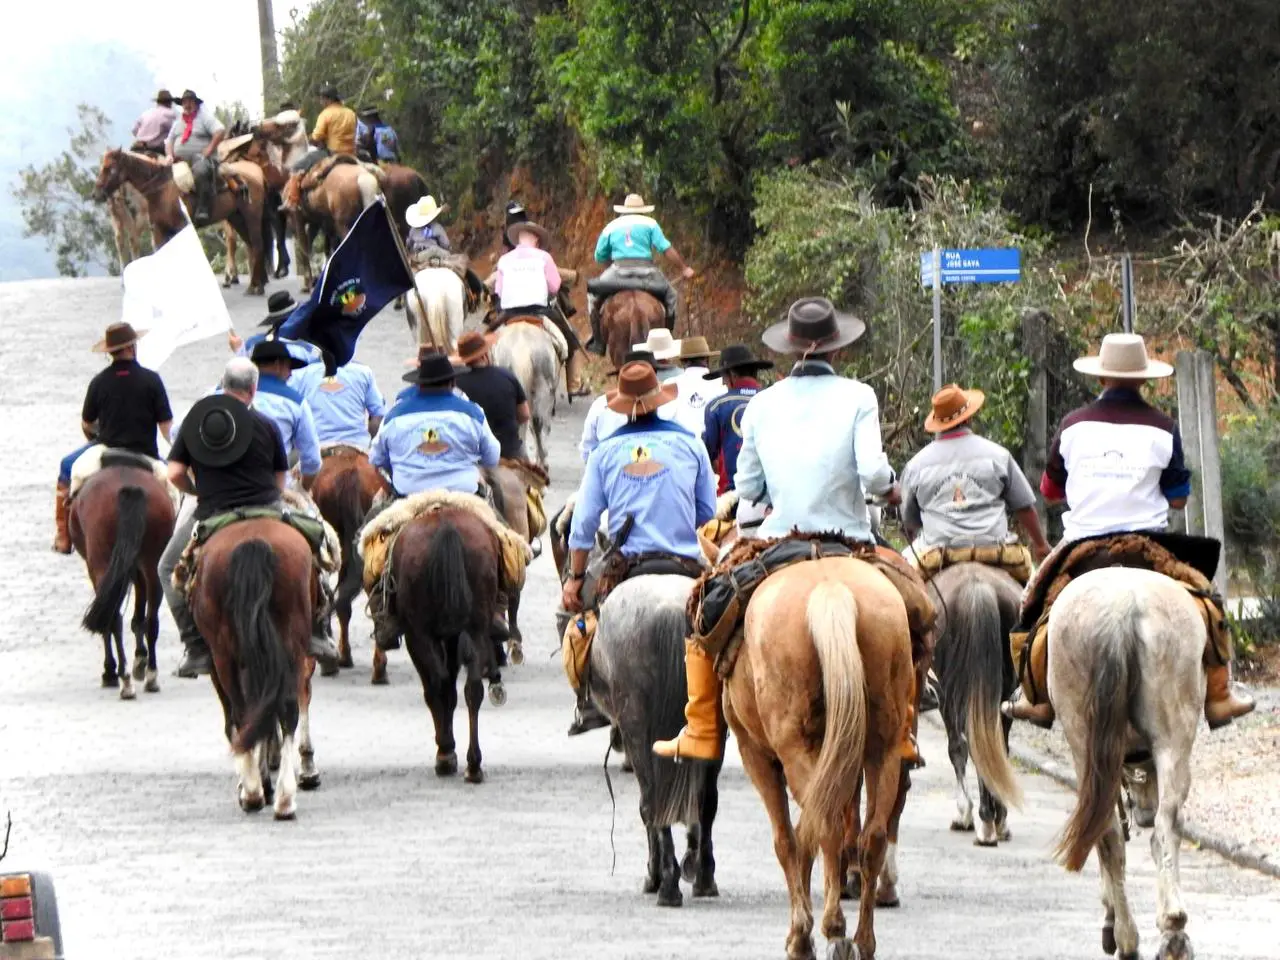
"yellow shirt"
312,103,357,155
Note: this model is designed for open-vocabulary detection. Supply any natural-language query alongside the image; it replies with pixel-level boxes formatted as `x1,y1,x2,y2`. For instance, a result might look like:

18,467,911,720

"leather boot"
52,483,73,554
1002,628,1055,727
176,636,213,678
902,704,925,769
652,639,721,762
1001,691,1056,728
585,298,606,356
1204,665,1255,729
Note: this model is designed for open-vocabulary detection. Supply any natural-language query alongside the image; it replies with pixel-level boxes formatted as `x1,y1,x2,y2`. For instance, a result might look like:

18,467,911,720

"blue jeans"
59,443,97,486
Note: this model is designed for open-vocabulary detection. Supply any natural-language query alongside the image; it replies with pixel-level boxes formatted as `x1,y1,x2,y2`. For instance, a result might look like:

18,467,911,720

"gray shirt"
900,428,1036,549
167,106,225,161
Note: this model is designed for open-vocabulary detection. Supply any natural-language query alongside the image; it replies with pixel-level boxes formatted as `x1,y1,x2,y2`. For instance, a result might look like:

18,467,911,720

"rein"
117,152,174,197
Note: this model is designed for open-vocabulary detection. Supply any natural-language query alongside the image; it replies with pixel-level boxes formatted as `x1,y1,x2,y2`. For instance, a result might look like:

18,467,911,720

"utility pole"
258,0,284,115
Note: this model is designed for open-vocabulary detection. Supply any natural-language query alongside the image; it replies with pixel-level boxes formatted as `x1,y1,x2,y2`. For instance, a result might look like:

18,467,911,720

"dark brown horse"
69,462,175,699
190,519,320,819
391,507,506,783
310,450,388,681
92,149,269,294
222,133,292,283
601,290,666,373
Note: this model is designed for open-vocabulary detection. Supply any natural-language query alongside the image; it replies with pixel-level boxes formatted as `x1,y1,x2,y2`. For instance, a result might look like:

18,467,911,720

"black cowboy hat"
317,84,341,101
506,200,525,215
259,291,298,327
401,352,466,385
178,89,202,105
608,349,657,377
704,343,774,380
251,338,308,370
760,297,866,356
183,395,254,468
358,105,381,118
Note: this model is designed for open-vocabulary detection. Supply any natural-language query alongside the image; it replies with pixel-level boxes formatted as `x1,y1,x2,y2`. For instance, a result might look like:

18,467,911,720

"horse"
255,115,311,280
482,464,532,665
392,507,506,783
287,161,379,293
1048,568,1205,960
309,450,388,682
601,290,665,373
67,463,175,699
724,557,913,960
929,563,1025,845
222,133,292,284
492,319,561,469
592,575,723,906
106,184,150,270
407,269,466,354
92,148,268,295
190,519,320,819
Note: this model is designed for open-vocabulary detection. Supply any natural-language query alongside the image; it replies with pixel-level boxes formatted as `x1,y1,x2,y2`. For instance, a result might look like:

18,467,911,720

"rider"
355,106,400,164
54,322,174,554
405,195,451,254
562,361,717,734
310,84,357,158
131,90,178,155
701,343,774,533
501,201,528,252
292,352,388,455
453,331,530,461
1003,333,1255,729
165,90,225,224
667,336,726,437
585,193,694,356
249,339,322,491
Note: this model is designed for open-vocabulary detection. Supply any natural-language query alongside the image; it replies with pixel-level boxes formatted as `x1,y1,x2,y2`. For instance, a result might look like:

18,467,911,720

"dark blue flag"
274,196,413,367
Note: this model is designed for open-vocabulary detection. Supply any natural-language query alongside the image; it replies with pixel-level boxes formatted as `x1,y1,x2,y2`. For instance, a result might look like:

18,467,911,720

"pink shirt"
494,245,561,310
132,105,178,146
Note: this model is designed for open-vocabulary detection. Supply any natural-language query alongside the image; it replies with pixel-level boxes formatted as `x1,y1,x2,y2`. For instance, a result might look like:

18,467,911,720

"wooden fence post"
1176,349,1228,597
1021,308,1049,530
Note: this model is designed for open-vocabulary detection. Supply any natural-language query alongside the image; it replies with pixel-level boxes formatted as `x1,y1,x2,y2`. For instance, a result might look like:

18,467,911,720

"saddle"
171,159,245,198
497,457,551,539
914,542,1034,585
68,446,181,511
320,443,368,460
586,272,670,300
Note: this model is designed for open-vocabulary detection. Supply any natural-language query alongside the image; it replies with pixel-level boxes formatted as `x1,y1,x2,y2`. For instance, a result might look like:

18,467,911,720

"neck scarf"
179,108,197,145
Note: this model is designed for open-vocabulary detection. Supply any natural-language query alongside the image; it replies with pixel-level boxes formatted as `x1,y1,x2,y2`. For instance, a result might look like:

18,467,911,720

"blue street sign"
920,248,1021,286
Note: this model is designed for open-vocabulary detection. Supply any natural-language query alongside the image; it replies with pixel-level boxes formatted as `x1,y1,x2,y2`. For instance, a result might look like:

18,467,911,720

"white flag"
127,225,232,370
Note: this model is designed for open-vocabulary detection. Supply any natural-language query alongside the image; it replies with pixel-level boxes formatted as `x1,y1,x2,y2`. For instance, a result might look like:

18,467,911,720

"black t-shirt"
169,407,288,520
455,365,527,459
82,359,173,458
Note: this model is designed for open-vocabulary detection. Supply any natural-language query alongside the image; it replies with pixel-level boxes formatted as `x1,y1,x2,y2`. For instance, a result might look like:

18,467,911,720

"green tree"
280,0,387,119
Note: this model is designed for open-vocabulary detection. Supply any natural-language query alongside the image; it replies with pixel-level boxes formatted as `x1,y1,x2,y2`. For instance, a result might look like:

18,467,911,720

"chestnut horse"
723,558,914,960
190,519,320,819
601,290,666,373
222,133,292,284
68,462,175,699
309,450,388,682
391,507,506,783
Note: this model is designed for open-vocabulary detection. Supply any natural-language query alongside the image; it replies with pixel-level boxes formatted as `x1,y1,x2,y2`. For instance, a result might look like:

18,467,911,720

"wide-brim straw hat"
632,328,681,360
92,322,147,354
924,384,986,433
183,395,254,468
505,221,551,249
761,297,866,356
1073,333,1173,379
456,331,496,365
614,193,655,215
606,362,678,417
703,343,773,380
676,336,719,364
405,195,445,228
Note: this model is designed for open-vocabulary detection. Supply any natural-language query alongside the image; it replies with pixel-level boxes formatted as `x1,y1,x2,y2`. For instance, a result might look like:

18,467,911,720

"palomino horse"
92,149,269,294
930,563,1024,844
724,558,913,960
190,520,320,819
407,269,466,354
392,507,507,783
592,575,723,906
601,290,666,373
68,462,175,699
309,450,388,682
492,319,561,469
1049,568,1204,960
288,161,379,293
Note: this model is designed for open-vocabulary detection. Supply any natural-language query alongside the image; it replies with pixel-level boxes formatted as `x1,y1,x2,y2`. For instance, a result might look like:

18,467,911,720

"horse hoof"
997,824,1013,842
132,661,147,681
239,790,265,813
338,653,354,669
319,659,340,678
843,874,862,901
876,885,900,908
273,800,297,821
144,672,160,694
435,752,458,776
1103,925,1117,956
1156,931,1193,960
488,682,507,707
974,836,999,848
826,939,859,960
680,849,697,884
299,771,321,791
508,643,525,666
274,268,289,280
642,876,659,895
464,766,485,785
102,672,118,688
656,887,683,908
119,681,136,701
950,818,975,832
693,878,719,898
371,670,389,686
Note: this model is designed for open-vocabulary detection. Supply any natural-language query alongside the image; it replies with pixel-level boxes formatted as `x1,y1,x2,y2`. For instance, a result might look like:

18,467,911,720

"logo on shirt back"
622,443,666,479
319,377,346,393
330,278,368,317
418,428,449,456
729,405,746,437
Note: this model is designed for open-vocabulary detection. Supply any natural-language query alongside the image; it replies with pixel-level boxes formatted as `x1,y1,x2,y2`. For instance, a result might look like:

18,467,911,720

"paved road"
1,277,1277,959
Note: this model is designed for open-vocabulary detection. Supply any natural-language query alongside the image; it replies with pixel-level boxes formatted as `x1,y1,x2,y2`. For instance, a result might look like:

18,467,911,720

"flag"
126,225,232,370
274,196,414,367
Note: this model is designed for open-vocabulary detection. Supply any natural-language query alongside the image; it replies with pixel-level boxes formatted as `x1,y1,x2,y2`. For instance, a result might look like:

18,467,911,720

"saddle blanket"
914,542,1033,585
498,315,569,364
171,160,248,196
70,446,181,512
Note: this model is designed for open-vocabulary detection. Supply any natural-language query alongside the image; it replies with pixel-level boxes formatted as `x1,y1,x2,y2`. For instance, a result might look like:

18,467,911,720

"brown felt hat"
677,336,718,363
605,362,678,418
924,384,986,433
505,221,551,250
761,297,865,356
456,331,496,365
92,322,147,354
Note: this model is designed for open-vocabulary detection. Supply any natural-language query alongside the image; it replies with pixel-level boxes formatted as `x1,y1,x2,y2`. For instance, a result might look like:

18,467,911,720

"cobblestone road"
1,278,1276,959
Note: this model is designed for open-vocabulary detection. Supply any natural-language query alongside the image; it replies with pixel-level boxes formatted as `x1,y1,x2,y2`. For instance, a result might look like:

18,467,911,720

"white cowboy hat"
405,195,445,229
613,193,655,215
1072,333,1173,380
632,328,681,360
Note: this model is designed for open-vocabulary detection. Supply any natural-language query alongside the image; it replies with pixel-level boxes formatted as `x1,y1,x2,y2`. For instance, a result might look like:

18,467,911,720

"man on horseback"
1004,333,1255,729
355,106,399,164
453,332,530,461
585,194,694,356
249,338,322,491
164,90,225,224
701,343,774,532
309,85,357,159
562,361,717,735
293,352,388,455
667,337,726,436
131,90,178,155
54,323,173,554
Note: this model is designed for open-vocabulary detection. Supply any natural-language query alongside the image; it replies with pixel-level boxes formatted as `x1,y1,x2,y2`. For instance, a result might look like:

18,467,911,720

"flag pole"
382,197,440,352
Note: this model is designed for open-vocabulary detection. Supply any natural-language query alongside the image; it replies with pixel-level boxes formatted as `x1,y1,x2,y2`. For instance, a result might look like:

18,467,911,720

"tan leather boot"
52,483,73,554
1204,665,1255,730
566,352,589,398
653,639,722,762
1002,691,1056,728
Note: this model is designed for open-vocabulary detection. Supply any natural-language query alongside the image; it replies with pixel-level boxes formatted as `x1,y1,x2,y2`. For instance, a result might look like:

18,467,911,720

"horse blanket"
70,446,180,511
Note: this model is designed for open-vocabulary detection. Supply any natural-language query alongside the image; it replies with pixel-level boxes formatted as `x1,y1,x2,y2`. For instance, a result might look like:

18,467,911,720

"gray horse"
492,321,560,469
930,563,1025,845
591,574,723,907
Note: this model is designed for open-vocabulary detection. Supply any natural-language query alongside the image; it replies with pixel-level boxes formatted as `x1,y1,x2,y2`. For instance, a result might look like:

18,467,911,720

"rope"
602,735,617,877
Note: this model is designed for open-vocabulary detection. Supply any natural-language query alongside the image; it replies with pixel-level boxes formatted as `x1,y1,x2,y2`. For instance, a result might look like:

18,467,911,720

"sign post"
1121,253,1136,333
931,248,942,391
920,247,1022,390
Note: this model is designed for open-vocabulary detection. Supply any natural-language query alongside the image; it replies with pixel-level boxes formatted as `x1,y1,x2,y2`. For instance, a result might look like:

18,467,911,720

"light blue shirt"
370,390,501,496
294,362,387,450
253,374,322,477
735,361,895,541
594,214,672,263
569,416,716,561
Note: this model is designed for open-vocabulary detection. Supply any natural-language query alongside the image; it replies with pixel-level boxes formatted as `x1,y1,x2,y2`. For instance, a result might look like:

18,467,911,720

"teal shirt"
594,215,672,263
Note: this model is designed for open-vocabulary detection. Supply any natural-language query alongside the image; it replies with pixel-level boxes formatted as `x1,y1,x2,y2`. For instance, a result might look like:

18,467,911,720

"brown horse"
190,520,320,819
310,450,388,682
392,507,506,783
92,149,269,294
601,290,666,372
724,558,914,960
106,184,151,270
483,463,535,665
222,134,292,284
68,462,175,699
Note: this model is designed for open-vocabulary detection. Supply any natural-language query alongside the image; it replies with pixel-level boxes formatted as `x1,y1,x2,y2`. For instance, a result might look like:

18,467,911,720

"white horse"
407,268,466,355
1049,567,1203,960
492,319,564,468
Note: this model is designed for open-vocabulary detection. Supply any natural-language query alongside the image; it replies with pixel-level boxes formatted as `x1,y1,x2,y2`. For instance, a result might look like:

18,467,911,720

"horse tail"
800,580,867,853
82,485,148,635
331,467,366,597
627,296,647,353
415,272,451,351
356,170,380,208
945,579,1024,811
423,523,473,636
227,540,297,754
646,602,708,827
1054,600,1141,871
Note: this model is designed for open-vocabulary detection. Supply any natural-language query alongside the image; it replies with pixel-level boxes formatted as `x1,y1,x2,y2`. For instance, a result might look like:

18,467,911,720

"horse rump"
422,522,474,637
82,485,148,635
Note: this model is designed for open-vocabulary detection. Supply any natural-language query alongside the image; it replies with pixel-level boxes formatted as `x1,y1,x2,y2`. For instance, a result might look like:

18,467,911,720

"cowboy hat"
258,291,299,327
245,334,322,367
608,349,658,377
606,362,678,417
456,330,496,366
182,394,254,468
676,336,718,364
405,195,445,229
703,343,774,380
506,221,551,250
251,339,308,370
177,90,202,105
1073,333,1173,380
632,328,681,361
614,193,656,215
402,352,464,385
317,84,341,101
761,297,866,356
92,322,147,354
924,383,986,433
155,89,174,105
